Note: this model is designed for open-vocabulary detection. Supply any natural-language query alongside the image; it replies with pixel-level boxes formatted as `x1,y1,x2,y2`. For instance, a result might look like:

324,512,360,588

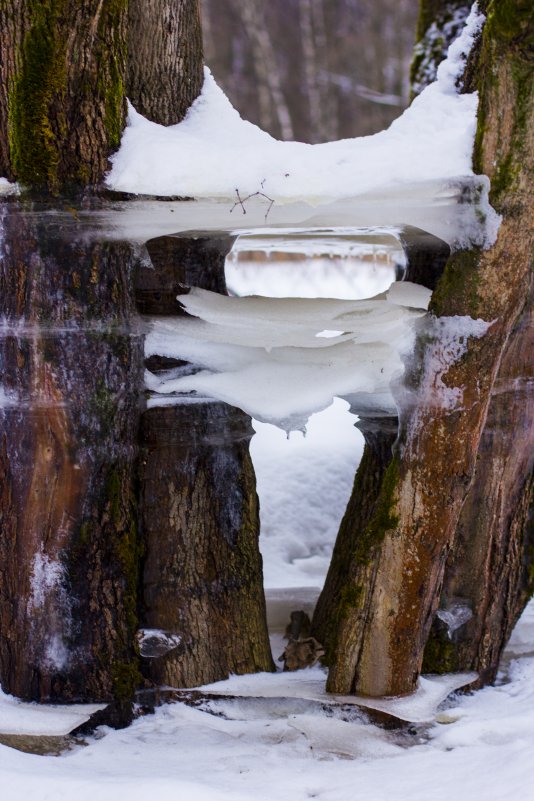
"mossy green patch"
111,660,142,702
8,0,68,190
422,626,460,673
430,249,482,318
352,455,400,566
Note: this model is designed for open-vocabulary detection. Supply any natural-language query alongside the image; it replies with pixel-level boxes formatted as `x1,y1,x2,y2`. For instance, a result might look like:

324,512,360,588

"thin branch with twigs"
230,188,275,221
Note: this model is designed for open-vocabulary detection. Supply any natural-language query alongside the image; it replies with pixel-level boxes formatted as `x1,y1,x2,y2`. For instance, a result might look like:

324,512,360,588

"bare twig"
230,187,275,221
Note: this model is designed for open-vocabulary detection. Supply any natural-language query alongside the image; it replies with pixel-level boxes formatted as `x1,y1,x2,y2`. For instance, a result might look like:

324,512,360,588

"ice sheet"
0,691,105,736
145,282,431,428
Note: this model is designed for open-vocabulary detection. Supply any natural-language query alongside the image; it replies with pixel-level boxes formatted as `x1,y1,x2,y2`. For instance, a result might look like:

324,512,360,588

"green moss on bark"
99,0,128,151
352,455,400,566
422,626,460,673
430,249,482,318
8,0,68,190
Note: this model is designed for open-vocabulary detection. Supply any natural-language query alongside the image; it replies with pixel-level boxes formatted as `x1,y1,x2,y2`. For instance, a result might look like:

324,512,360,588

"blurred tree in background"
201,0,419,142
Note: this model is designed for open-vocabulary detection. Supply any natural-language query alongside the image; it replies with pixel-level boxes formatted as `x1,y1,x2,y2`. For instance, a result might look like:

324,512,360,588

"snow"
0,177,16,195
28,552,64,611
106,4,498,250
2,606,534,800
0,691,105,737
198,668,478,725
252,400,363,588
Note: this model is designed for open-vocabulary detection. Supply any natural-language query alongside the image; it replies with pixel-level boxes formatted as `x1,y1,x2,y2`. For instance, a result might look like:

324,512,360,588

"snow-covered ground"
2,605,534,801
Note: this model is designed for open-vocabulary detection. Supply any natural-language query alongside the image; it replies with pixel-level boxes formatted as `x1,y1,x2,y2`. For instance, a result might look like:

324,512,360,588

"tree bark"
0,1,129,190
0,1,205,717
321,1,534,697
136,234,274,687
0,198,143,711
312,417,398,668
139,401,274,686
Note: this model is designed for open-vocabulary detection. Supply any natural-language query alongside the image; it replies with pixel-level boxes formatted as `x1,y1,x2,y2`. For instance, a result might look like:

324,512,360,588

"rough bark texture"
323,1,534,697
136,234,274,687
422,1,534,683
127,0,203,125
312,418,398,667
0,0,128,190
0,198,143,709
139,402,274,686
423,294,534,683
0,0,207,715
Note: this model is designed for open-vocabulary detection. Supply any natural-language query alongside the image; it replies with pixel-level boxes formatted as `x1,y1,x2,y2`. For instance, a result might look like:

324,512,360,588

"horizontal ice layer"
198,667,477,724
107,5,499,250
145,282,431,429
0,690,105,736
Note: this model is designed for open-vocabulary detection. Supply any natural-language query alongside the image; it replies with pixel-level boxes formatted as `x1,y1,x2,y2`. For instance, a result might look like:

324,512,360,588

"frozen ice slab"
0,690,106,736
145,282,431,429
334,673,478,723
197,668,477,724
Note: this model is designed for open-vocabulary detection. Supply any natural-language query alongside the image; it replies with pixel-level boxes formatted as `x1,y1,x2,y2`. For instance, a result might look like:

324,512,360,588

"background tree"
201,0,418,142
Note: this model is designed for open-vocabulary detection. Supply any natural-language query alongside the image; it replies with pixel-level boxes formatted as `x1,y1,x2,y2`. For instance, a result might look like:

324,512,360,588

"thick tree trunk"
136,234,274,687
321,1,534,697
0,198,143,712
139,402,274,686
423,190,534,685
0,1,205,716
0,1,128,190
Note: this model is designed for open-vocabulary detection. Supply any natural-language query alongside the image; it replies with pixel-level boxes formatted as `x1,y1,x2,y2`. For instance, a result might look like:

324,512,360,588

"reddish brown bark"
322,2,534,697
0,198,143,708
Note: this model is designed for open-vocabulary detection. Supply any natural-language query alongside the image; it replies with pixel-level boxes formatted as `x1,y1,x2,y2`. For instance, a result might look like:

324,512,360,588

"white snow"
0,691,105,736
252,400,363,588
2,606,534,800
226,253,398,301
28,552,64,611
199,668,477,724
106,4,498,250
0,177,16,195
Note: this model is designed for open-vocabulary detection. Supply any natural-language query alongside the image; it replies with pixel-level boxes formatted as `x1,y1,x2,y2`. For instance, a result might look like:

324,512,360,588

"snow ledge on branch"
107,3,498,248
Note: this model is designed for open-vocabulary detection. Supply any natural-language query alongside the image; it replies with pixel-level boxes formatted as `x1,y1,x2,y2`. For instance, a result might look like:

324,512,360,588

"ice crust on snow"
107,4,498,250
199,668,477,724
145,281,432,429
0,690,105,736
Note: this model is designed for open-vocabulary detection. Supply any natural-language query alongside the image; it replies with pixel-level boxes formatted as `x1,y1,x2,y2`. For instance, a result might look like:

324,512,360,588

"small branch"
230,187,275,222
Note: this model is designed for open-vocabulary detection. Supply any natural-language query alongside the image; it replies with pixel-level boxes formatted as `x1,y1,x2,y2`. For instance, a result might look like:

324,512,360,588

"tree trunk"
139,401,274,686
0,1,205,717
0,198,143,713
136,234,274,687
320,1,534,697
312,417,398,668
0,1,129,190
